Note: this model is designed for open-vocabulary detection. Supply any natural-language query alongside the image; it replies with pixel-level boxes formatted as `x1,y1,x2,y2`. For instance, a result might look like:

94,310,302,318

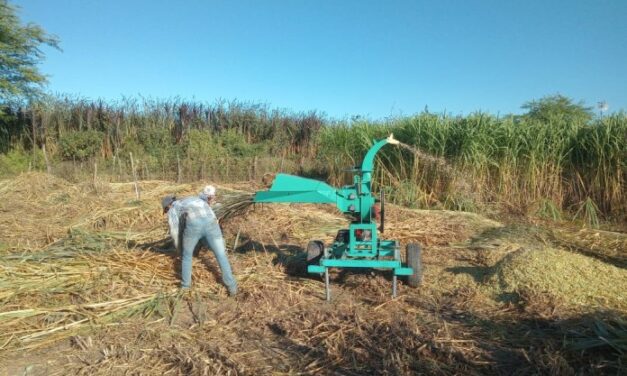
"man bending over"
161,195,237,296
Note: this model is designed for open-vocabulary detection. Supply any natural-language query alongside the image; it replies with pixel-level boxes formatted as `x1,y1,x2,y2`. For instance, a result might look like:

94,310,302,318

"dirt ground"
0,173,625,375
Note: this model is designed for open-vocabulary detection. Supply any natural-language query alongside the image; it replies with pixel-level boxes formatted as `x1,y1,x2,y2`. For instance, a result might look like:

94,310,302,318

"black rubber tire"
307,240,324,265
406,243,423,287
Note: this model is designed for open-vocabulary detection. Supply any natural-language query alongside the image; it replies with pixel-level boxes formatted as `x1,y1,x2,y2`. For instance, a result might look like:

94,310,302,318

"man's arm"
167,206,180,251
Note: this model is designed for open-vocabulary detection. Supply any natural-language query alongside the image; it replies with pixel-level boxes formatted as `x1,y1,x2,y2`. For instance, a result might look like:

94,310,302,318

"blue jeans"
181,216,237,295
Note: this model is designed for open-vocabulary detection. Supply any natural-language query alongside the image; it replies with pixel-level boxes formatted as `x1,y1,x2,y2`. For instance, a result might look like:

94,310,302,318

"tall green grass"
0,96,324,182
1,96,625,222
318,113,626,221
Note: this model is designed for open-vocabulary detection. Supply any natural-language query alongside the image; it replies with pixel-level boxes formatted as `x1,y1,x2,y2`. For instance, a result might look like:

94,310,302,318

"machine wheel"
406,243,423,287
307,240,324,265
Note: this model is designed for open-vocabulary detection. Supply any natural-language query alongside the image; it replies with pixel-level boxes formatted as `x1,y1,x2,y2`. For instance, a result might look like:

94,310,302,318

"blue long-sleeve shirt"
167,197,217,250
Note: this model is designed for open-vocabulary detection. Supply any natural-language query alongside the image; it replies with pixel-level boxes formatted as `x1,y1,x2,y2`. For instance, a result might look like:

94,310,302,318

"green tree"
522,94,592,124
58,130,103,160
0,1,59,101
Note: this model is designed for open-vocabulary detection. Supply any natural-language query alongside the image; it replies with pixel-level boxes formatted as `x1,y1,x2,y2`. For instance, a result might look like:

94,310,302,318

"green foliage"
318,108,626,220
0,1,60,100
521,94,592,125
0,146,43,176
58,130,103,160
535,199,563,221
0,106,17,152
0,94,623,223
187,129,222,161
571,317,627,355
217,128,266,157
574,198,600,229
137,127,182,164
137,128,172,156
118,136,144,160
381,181,431,209
569,114,627,216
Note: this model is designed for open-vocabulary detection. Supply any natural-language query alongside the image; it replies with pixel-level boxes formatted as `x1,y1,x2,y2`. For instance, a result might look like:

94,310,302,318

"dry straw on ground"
0,172,625,375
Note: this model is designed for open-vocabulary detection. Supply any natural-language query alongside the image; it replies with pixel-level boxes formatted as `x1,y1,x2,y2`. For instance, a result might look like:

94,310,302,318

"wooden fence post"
130,152,140,201
252,156,258,181
42,143,51,174
177,153,182,183
93,161,98,184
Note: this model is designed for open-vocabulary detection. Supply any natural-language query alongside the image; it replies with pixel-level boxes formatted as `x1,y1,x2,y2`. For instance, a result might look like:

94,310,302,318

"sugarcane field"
2,1,626,375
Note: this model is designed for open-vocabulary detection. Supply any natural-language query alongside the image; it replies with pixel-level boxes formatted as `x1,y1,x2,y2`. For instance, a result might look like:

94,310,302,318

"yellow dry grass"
0,172,625,374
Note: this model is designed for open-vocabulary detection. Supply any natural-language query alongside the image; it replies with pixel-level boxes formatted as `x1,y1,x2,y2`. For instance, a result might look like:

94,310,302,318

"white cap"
201,185,216,197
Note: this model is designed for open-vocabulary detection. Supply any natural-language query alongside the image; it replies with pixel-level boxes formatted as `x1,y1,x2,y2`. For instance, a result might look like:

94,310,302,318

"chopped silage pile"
0,172,625,375
488,247,627,310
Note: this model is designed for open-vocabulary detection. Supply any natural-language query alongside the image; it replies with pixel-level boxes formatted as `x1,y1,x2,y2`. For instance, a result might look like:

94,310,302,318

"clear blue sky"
14,0,627,119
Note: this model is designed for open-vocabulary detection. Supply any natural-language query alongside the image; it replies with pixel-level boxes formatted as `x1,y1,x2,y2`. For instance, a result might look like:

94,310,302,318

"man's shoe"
180,286,191,293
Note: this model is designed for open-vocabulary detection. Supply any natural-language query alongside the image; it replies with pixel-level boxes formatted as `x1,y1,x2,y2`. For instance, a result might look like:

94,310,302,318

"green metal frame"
254,134,412,299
